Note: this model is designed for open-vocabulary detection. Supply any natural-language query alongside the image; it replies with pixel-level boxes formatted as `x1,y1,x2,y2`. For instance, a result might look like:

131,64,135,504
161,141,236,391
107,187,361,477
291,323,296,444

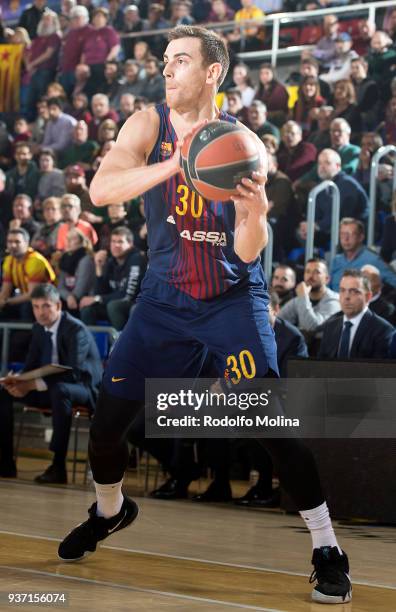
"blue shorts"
103,273,278,400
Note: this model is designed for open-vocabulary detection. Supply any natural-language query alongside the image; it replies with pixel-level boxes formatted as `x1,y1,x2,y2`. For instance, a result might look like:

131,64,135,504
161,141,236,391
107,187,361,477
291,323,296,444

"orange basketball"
180,120,261,202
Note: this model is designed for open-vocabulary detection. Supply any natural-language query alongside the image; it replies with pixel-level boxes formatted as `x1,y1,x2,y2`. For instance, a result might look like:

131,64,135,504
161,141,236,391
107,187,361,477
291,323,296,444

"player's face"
163,38,212,110
339,277,370,318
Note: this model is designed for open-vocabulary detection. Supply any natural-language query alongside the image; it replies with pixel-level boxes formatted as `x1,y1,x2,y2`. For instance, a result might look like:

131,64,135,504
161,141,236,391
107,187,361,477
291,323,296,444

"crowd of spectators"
1,0,396,492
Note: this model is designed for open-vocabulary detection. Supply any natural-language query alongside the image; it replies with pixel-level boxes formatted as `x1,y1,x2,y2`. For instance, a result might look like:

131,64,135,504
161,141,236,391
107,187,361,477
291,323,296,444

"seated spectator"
312,14,339,69
112,61,143,112
254,63,289,125
299,57,332,104
222,63,256,111
9,194,41,240
140,57,166,104
67,92,92,125
353,19,375,57
120,5,144,60
320,33,358,88
170,2,195,26
385,7,396,43
102,60,122,106
247,101,280,141
97,119,118,146
80,227,146,330
277,121,317,182
132,40,151,73
318,269,394,359
270,264,296,306
229,0,265,52
307,105,332,152
11,117,32,152
330,218,396,290
367,31,396,104
330,79,362,136
31,196,62,258
46,81,67,102
41,97,77,153
266,153,296,260
25,10,61,119
97,203,131,250
361,264,396,324
30,99,49,146
81,7,120,94
0,283,102,482
64,165,104,226
0,169,13,229
279,258,340,333
329,118,360,174
59,121,98,170
36,148,66,205
350,57,379,131
314,149,369,238
5,142,39,201
261,133,278,156
58,228,95,313
117,94,136,127
0,228,56,321
58,5,92,97
352,132,384,193
380,191,396,265
142,3,170,58
56,193,98,251
71,64,95,100
88,94,119,142
223,88,249,124
292,76,325,136
381,96,396,145
208,0,235,23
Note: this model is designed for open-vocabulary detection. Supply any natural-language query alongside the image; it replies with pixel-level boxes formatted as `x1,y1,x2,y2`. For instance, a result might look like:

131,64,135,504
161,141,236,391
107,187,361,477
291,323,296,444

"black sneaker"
310,546,352,604
58,495,138,562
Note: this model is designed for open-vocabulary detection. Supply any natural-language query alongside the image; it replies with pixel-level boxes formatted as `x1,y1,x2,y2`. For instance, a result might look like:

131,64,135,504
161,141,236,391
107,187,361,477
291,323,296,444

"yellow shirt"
2,248,56,293
235,6,265,37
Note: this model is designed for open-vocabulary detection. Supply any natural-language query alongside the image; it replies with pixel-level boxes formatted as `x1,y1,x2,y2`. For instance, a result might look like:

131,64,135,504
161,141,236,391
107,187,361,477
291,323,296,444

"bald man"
315,148,369,236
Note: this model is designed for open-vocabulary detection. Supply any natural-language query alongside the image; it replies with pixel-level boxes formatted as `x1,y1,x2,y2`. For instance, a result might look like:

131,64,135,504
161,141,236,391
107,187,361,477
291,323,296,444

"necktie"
337,321,353,358
40,331,53,366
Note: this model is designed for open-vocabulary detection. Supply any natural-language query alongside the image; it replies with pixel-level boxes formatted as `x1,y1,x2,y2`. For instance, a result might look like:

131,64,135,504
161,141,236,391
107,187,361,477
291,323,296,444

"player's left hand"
231,171,268,214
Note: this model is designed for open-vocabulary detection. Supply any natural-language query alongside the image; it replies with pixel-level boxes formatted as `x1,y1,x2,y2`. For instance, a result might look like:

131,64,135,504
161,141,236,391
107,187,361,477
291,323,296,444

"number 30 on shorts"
226,350,256,385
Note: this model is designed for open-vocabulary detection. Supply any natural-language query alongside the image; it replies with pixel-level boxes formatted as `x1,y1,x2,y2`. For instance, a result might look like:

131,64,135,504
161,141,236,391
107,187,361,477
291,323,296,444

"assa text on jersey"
179,229,227,247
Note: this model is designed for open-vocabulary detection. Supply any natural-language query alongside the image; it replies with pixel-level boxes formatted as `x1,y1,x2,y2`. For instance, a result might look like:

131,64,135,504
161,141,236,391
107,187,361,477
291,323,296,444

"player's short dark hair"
111,226,134,243
167,25,230,87
31,283,60,302
47,96,64,110
340,269,371,292
7,227,30,243
306,257,328,272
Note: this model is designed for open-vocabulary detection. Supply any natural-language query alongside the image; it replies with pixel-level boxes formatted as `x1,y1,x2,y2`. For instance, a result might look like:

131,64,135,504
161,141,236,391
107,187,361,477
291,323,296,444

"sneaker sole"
57,501,139,563
311,588,352,604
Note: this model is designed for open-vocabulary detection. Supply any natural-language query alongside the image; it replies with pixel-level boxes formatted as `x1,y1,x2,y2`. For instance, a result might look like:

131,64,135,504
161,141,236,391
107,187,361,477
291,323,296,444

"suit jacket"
23,311,102,410
274,318,308,377
318,310,394,360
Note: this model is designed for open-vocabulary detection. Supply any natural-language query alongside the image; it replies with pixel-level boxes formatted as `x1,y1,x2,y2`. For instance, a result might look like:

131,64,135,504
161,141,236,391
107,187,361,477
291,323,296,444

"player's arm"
232,124,269,264
90,108,180,207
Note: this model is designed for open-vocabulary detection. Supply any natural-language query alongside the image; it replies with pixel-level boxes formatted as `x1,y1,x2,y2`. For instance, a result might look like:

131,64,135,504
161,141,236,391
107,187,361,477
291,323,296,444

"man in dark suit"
318,269,394,359
0,284,102,483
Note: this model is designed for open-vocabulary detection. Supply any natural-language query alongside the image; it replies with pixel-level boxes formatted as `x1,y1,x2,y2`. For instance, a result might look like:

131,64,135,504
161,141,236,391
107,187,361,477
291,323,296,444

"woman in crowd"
255,63,289,126
292,76,324,136
10,27,31,117
57,228,95,314
330,78,362,136
222,63,255,110
96,119,119,146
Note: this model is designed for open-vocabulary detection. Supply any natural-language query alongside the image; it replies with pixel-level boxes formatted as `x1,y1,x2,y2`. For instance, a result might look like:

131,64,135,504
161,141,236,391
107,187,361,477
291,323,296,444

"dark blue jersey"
143,103,266,300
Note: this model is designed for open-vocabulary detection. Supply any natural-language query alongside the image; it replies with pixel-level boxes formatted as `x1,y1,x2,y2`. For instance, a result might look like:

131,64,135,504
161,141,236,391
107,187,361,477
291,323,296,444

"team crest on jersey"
160,141,173,157
166,215,176,224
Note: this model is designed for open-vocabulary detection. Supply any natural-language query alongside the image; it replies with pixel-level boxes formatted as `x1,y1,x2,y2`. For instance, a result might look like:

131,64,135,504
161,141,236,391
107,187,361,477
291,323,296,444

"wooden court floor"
0,477,395,612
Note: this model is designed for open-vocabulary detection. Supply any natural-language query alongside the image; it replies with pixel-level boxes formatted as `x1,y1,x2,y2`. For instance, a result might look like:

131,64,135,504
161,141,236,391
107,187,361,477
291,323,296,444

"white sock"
94,479,124,519
299,501,342,554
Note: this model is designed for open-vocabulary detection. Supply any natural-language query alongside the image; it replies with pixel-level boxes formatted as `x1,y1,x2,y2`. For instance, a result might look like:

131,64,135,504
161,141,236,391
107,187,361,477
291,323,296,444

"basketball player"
58,26,351,604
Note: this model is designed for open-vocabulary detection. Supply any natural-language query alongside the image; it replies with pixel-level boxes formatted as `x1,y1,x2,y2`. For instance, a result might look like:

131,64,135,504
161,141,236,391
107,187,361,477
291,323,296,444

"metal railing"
305,180,340,263
116,0,395,67
0,322,118,376
368,145,396,249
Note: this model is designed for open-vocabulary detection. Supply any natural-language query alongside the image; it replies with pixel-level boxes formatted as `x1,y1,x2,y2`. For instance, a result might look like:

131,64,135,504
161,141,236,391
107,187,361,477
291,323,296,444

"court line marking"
0,529,395,591
0,565,284,612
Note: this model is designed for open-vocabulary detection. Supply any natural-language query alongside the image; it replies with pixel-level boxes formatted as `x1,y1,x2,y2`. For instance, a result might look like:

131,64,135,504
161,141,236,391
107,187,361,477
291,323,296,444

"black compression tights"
89,387,325,511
